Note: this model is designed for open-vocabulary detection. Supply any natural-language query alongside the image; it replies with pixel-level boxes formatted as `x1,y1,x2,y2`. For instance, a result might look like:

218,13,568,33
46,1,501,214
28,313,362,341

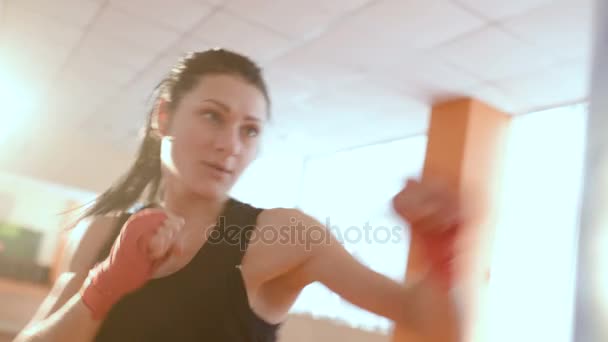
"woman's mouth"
201,161,233,176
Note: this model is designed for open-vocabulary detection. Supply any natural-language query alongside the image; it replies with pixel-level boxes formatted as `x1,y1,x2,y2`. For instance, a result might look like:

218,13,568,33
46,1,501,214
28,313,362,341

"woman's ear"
157,99,171,136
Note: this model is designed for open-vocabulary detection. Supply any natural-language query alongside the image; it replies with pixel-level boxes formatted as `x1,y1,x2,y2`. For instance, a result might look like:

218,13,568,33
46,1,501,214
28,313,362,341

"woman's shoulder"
257,207,315,225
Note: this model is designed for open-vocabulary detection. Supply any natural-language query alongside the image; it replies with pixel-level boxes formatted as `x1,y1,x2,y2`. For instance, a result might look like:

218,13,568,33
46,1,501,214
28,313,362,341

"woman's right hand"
407,273,462,342
393,178,464,290
79,208,184,320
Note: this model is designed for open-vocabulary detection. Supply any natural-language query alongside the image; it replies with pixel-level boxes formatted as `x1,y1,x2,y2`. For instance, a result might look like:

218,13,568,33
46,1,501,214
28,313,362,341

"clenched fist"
393,178,463,290
80,208,185,320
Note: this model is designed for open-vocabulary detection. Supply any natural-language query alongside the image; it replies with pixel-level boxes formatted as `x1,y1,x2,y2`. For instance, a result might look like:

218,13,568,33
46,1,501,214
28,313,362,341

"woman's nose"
213,126,242,156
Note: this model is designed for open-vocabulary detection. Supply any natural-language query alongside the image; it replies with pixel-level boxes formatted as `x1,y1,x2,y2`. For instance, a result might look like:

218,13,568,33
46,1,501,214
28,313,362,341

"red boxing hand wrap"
392,186,461,291
415,225,460,291
80,209,168,320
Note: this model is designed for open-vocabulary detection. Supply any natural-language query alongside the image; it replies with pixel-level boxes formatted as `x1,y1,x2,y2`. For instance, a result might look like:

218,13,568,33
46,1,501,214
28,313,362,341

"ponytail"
77,113,162,221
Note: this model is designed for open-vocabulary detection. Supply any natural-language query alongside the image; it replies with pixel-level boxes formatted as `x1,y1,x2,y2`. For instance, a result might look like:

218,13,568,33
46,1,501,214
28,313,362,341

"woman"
15,49,462,342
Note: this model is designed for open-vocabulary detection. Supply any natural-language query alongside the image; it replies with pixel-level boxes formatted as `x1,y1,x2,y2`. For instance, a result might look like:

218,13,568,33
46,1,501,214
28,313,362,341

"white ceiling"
0,0,594,161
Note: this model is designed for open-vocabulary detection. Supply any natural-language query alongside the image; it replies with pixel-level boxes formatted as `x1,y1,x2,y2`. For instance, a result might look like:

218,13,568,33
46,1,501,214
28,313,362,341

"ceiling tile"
0,37,70,82
55,74,122,101
453,0,554,21
325,0,485,50
122,42,214,104
225,0,339,40
263,67,319,110
375,78,476,107
191,10,294,63
48,76,121,126
435,26,556,81
373,52,483,96
118,38,217,106
109,0,214,32
14,0,102,29
77,30,159,70
282,92,429,156
297,78,429,139
492,59,590,113
295,0,486,72
466,83,529,114
502,0,593,61
126,39,214,97
2,4,83,47
122,55,178,105
293,22,416,73
166,36,213,59
310,0,376,14
65,51,140,86
89,93,149,140
199,0,226,5
335,79,429,123
92,5,182,53
269,45,365,94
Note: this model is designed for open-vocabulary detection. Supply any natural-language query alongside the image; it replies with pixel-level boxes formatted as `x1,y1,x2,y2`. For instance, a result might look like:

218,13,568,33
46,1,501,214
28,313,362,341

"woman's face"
159,74,268,199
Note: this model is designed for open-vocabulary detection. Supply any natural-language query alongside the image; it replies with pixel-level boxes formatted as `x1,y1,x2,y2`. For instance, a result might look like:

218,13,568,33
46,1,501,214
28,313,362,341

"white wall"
0,126,133,194
229,154,306,209
0,171,96,265
481,104,587,342
293,135,427,332
278,313,390,342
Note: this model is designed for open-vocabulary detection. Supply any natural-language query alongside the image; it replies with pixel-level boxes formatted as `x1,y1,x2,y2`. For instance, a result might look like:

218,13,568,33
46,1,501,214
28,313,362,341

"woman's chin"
189,179,230,199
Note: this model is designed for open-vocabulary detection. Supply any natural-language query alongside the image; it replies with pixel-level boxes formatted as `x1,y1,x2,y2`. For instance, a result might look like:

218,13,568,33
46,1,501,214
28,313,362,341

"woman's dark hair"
76,48,270,221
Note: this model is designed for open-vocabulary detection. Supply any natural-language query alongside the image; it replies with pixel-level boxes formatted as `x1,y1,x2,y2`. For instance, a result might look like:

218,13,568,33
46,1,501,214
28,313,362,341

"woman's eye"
244,126,260,138
200,110,220,121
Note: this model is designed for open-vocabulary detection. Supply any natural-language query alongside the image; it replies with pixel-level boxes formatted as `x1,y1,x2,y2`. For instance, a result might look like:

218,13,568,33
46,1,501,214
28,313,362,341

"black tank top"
93,198,281,341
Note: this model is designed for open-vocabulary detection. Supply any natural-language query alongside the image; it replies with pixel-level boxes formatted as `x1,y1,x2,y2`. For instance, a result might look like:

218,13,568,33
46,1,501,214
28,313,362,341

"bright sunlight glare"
0,63,40,145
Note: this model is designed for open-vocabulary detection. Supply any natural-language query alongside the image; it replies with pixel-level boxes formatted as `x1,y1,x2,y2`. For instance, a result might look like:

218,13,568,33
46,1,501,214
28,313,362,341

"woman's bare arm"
13,216,118,342
254,208,461,342
14,278,102,342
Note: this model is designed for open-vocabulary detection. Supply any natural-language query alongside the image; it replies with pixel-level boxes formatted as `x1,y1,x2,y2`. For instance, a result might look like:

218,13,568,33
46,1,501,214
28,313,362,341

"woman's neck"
160,179,228,229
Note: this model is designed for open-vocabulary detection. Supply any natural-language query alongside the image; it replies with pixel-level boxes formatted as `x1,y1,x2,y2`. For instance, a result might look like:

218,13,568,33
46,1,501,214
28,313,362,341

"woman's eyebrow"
201,99,262,122
201,99,230,112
